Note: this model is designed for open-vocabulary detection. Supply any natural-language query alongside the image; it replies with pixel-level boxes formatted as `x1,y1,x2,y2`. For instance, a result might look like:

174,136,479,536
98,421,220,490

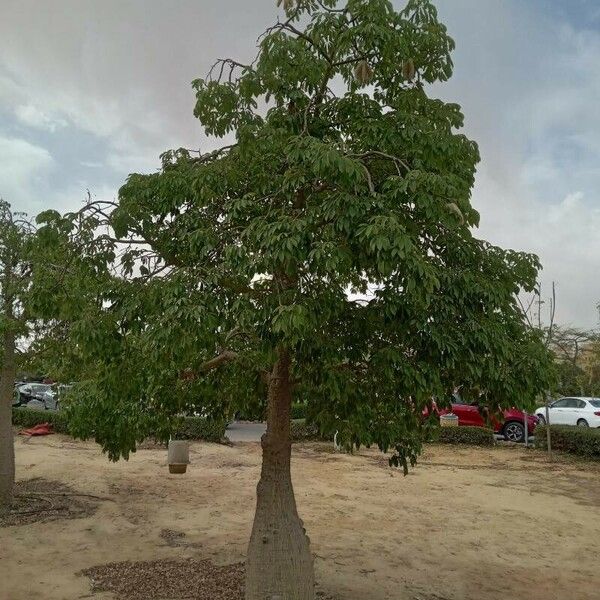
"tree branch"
198,350,239,372
348,151,411,175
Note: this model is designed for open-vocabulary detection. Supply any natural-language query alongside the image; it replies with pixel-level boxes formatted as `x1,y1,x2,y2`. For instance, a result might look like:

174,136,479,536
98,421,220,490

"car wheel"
537,414,546,425
503,421,525,443
577,419,589,427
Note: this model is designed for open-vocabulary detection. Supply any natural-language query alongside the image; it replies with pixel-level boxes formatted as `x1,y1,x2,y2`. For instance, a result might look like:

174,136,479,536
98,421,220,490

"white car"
535,397,600,428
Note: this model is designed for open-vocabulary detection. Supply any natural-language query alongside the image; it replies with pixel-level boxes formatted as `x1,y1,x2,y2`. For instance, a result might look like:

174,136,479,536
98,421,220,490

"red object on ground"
19,423,54,436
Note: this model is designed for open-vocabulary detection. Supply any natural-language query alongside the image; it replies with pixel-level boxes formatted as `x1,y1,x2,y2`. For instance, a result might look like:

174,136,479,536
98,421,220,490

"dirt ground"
2,434,599,600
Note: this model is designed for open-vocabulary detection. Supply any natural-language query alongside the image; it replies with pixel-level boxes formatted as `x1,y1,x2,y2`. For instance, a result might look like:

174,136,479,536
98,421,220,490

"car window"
590,400,600,408
576,400,586,409
564,399,580,408
552,398,570,408
452,393,466,405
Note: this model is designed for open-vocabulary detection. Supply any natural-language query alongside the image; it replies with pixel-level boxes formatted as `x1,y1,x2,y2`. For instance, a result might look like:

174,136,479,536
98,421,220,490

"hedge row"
12,407,71,434
290,421,497,447
534,425,600,460
237,402,307,422
171,417,227,443
436,425,496,446
12,408,226,443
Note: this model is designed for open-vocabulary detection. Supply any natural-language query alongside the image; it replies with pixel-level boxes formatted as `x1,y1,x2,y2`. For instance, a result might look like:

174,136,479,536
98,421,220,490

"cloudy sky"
1,0,599,327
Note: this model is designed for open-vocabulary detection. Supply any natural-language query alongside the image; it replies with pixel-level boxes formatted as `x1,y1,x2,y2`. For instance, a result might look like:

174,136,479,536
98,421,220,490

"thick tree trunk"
245,349,315,600
0,328,16,514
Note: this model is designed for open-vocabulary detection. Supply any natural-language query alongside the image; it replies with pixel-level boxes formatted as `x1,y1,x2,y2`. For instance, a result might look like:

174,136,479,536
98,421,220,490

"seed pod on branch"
446,202,465,224
402,58,416,81
354,60,373,85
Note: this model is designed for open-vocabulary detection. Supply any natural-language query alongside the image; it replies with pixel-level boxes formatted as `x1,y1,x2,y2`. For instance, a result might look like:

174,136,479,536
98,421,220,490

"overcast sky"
1,0,599,327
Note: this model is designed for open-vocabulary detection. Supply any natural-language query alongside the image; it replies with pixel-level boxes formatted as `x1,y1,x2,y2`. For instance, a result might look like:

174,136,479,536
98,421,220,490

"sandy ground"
2,434,600,600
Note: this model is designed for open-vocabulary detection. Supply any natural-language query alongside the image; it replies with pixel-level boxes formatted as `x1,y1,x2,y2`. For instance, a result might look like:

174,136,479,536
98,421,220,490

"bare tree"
518,282,556,459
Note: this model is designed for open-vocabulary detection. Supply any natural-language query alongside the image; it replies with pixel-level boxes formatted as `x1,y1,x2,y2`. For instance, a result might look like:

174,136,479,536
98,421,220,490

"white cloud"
0,0,275,179
0,136,116,215
14,104,67,132
432,0,600,328
0,136,54,210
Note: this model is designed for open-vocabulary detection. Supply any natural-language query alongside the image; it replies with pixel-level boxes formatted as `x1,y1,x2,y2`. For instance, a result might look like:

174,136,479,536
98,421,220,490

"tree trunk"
245,348,315,600
0,327,16,514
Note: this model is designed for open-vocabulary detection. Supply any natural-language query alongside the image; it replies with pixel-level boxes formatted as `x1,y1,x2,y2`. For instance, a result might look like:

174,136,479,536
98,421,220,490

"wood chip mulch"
0,478,101,527
81,558,337,600
81,559,244,600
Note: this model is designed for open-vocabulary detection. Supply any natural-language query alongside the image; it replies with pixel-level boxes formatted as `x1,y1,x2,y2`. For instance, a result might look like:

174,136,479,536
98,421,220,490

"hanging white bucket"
168,440,190,474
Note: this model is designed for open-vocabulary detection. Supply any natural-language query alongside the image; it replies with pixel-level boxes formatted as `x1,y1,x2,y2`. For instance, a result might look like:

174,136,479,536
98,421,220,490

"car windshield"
589,400,600,408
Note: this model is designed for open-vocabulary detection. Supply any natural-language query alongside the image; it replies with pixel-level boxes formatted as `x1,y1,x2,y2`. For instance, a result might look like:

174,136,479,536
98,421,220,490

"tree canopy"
32,0,553,464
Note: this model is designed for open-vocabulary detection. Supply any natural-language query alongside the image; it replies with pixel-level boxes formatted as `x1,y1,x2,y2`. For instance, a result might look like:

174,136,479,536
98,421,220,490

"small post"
524,411,528,447
545,395,552,461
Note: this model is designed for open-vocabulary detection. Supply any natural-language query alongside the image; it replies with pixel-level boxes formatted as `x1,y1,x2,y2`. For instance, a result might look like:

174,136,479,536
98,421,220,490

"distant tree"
32,1,553,597
550,326,600,396
0,201,36,514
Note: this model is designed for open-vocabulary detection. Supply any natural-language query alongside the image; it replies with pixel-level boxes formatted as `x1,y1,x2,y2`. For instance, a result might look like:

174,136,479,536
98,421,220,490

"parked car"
535,397,600,428
432,394,538,442
13,383,55,409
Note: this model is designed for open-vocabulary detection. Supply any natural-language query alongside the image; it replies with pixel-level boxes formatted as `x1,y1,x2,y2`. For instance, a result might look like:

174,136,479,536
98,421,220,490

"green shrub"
12,407,71,434
534,425,600,460
235,403,265,422
290,418,330,442
436,425,495,446
291,403,308,420
171,416,227,443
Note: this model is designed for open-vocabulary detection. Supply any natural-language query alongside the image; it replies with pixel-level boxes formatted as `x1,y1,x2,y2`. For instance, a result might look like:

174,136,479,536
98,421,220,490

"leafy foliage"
291,402,308,420
0,200,37,355
30,0,552,468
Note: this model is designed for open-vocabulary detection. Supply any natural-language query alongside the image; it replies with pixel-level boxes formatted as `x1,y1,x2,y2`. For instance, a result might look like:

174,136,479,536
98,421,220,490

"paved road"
225,423,534,445
226,421,266,443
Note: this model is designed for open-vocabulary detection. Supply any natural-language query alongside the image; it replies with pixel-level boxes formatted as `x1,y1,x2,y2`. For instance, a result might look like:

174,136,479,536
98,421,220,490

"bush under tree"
535,425,600,460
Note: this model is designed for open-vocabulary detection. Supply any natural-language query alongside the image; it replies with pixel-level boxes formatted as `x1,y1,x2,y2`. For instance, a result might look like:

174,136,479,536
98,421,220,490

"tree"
0,201,35,514
550,327,600,396
33,1,552,597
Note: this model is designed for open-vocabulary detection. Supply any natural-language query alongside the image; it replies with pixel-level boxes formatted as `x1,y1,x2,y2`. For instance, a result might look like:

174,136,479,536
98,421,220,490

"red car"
434,395,538,442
